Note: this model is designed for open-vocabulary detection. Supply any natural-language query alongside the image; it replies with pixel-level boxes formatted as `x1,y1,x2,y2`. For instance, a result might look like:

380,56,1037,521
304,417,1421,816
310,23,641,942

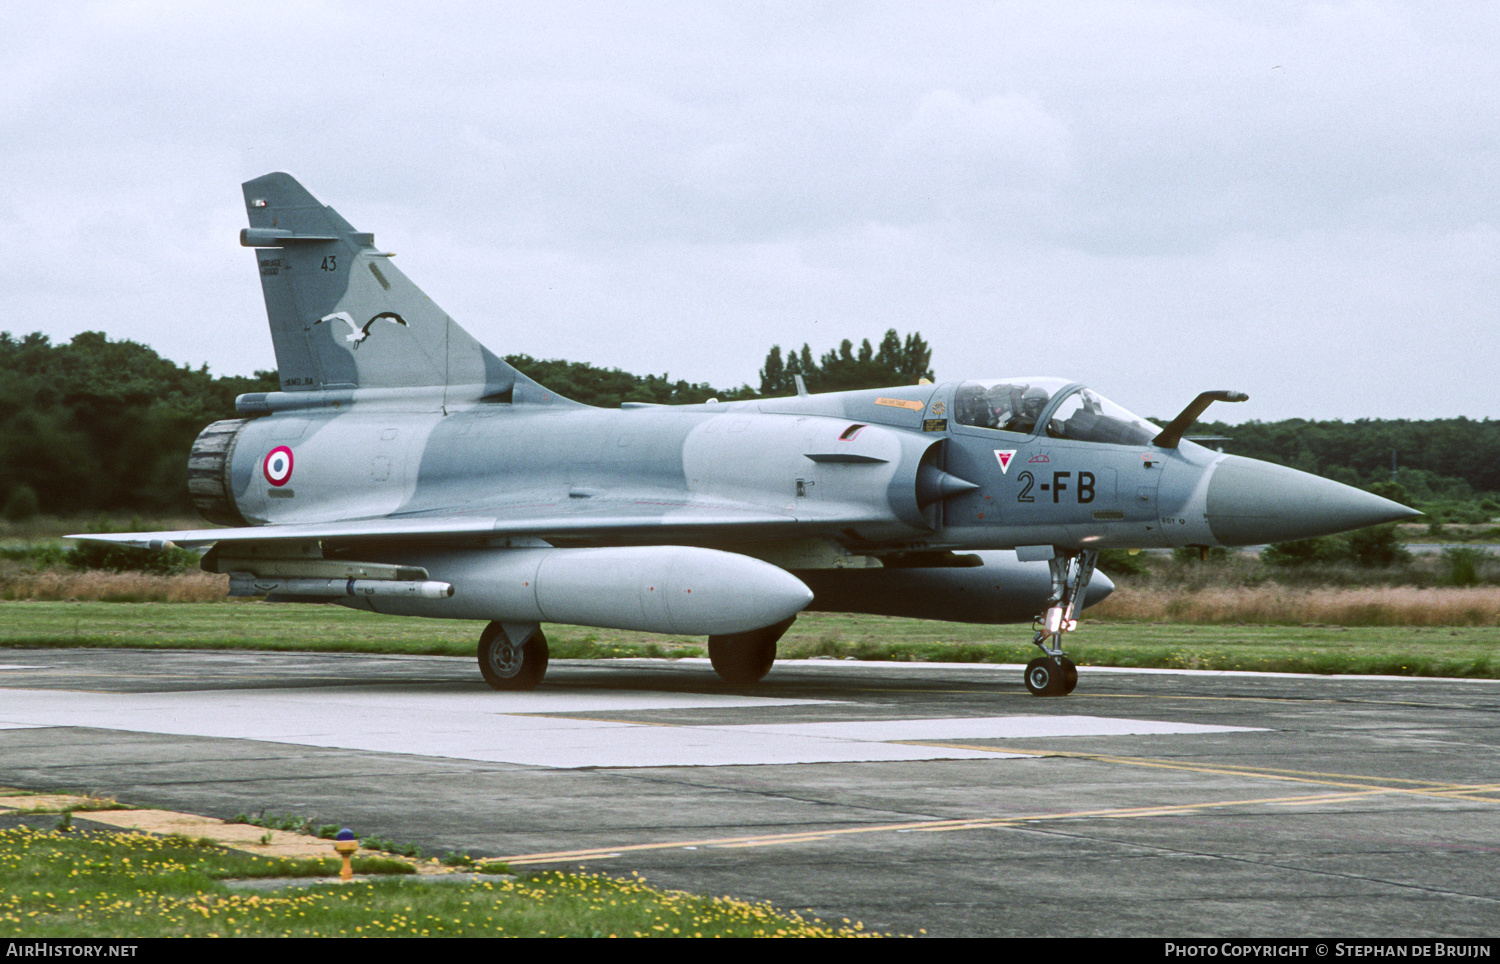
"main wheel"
1025,656,1068,697
708,617,794,684
478,622,549,691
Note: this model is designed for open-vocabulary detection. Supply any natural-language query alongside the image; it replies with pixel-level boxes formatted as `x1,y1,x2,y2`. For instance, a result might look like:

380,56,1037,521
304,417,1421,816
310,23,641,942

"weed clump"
1440,546,1488,587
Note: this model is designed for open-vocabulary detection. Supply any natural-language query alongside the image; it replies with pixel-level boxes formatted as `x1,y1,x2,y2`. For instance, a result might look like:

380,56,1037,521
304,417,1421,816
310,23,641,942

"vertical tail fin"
241,173,556,404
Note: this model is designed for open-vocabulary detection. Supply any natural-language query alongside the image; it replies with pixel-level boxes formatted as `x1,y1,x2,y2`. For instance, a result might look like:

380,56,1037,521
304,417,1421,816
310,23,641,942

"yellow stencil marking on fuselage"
873,397,925,411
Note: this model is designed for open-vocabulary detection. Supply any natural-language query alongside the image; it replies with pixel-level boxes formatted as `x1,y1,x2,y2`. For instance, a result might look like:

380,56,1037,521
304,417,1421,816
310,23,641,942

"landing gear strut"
1026,549,1096,697
708,617,795,684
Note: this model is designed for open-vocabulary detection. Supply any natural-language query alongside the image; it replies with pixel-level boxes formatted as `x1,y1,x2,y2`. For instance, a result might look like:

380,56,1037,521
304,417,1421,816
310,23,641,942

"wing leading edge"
66,498,817,550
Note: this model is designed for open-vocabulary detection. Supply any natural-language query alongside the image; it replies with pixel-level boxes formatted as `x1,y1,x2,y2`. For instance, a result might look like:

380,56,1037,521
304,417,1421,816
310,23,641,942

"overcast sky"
3,2,1496,422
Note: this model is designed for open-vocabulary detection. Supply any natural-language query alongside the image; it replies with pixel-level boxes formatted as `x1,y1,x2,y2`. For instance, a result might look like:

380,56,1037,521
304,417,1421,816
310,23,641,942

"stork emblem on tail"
315,311,409,349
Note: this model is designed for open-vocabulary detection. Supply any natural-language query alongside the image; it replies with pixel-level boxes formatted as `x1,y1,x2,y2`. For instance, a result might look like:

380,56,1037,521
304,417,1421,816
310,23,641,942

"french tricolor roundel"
263,446,294,487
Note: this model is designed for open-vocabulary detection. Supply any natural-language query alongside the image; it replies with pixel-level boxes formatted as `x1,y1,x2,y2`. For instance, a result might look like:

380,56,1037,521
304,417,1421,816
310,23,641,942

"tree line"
1,329,1495,519
758,331,934,395
0,329,932,518
0,332,277,518
1186,416,1500,512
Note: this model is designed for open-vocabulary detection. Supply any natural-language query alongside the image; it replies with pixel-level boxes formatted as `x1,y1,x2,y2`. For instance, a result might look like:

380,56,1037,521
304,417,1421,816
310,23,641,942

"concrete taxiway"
1,649,1497,937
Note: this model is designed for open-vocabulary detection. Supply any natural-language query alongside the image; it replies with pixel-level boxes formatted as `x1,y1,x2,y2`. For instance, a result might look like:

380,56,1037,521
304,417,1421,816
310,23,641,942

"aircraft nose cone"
1205,455,1421,547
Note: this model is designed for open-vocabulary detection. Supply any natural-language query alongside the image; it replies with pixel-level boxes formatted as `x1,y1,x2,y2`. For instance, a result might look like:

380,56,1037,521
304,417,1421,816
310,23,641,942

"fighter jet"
72,173,1418,696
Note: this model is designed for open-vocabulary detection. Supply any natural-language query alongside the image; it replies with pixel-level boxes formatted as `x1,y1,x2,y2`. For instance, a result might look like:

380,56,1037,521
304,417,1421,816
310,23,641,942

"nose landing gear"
1026,549,1096,697
1025,654,1078,697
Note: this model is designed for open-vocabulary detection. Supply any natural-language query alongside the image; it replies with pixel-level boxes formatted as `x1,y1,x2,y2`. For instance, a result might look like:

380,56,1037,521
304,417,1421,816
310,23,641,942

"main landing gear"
476,617,797,690
1025,549,1097,697
478,621,549,690
708,617,796,684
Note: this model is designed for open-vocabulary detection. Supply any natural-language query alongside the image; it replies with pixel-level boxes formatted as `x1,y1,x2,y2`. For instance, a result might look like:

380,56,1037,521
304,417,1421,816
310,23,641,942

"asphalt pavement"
1,648,1497,938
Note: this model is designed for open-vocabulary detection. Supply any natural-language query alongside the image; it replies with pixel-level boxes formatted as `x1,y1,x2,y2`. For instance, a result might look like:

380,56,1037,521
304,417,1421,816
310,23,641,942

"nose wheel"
1026,549,1096,697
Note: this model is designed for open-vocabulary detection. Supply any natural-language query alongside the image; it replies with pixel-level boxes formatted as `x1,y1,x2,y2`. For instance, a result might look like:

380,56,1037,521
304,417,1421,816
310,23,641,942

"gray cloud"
0,1,1495,421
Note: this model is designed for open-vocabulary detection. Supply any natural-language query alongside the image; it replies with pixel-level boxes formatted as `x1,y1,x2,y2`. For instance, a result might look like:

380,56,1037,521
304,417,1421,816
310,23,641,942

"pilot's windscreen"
1046,389,1158,446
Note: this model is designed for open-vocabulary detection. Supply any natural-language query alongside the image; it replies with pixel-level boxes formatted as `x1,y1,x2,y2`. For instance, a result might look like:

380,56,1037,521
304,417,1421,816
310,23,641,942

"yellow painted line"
1129,761,1478,787
954,745,1493,793
902,822,1016,834
501,783,1457,863
502,820,974,864
1268,792,1395,807
496,795,1255,862
500,748,1500,864
716,835,852,849
1418,784,1500,801
1064,756,1500,802
904,744,1500,804
901,791,1395,833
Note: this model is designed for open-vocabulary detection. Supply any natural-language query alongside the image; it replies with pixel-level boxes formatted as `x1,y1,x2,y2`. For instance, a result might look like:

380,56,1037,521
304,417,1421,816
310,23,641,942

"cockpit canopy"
953,379,1160,446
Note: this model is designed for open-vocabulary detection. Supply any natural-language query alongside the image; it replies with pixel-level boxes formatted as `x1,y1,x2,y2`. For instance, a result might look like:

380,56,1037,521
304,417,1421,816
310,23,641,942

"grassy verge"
1,600,1497,679
1063,623,1500,678
0,825,875,937
0,600,706,658
783,614,1500,679
1089,584,1500,626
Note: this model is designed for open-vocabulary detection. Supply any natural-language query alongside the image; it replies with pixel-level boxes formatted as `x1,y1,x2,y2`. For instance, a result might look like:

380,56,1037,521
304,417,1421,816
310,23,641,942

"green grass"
781,614,1500,679
0,826,878,937
0,600,708,657
1,600,1497,679
1065,623,1500,678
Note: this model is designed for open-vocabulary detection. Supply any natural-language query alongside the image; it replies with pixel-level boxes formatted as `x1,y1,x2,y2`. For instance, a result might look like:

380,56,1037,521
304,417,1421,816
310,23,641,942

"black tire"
478,622,549,691
708,617,794,684
1060,656,1079,696
1025,656,1067,697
